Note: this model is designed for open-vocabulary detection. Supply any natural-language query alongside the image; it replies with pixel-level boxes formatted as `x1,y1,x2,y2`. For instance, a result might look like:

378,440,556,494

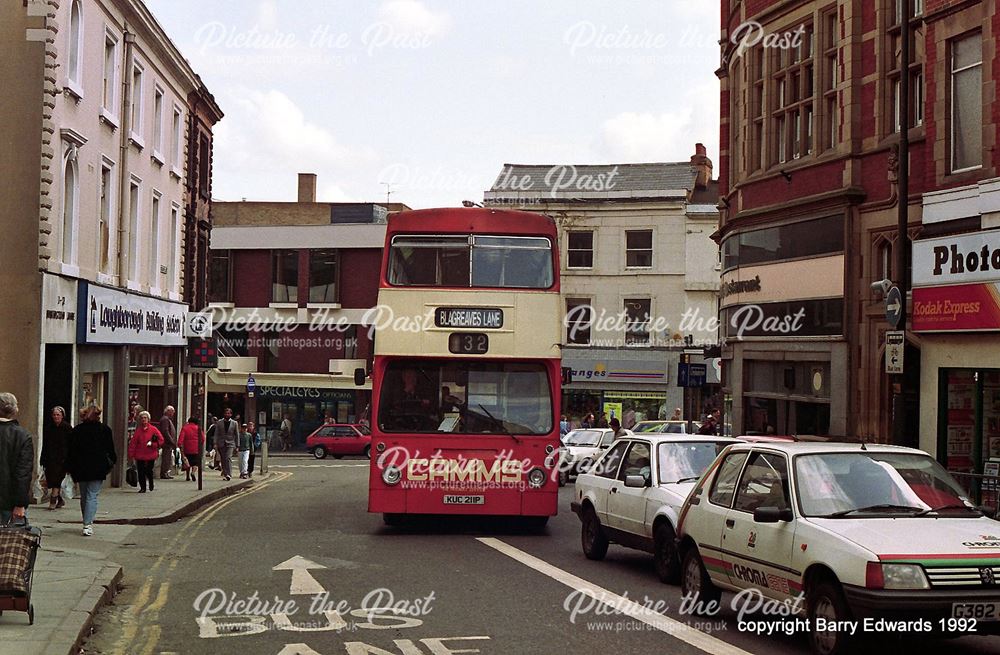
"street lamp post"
892,0,912,445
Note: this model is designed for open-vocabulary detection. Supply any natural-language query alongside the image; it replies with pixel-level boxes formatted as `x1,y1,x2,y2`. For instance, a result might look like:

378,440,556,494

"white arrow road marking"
277,645,323,655
477,537,754,655
273,556,327,595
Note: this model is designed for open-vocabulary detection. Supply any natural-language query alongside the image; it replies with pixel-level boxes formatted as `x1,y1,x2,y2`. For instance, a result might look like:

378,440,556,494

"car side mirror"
354,368,366,386
624,475,647,489
753,506,793,523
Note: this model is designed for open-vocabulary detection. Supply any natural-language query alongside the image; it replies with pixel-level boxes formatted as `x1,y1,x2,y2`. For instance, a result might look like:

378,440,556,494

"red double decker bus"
366,207,562,527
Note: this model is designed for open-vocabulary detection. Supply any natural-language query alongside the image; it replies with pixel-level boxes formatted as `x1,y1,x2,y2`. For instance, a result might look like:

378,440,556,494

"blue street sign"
885,286,902,329
247,375,256,392
677,363,707,388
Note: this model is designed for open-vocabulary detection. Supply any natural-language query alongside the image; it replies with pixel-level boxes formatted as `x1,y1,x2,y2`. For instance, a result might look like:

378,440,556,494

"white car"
557,428,632,486
632,420,703,434
676,441,1000,655
570,434,741,582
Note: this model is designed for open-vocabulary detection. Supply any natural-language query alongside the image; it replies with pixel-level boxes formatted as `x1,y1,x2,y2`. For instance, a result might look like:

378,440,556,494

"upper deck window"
388,235,553,289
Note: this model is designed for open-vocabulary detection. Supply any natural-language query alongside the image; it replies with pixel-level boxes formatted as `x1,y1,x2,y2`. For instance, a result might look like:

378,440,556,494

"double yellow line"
115,472,292,655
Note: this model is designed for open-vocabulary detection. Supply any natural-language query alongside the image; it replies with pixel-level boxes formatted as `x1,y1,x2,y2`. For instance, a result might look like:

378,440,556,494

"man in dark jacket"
0,393,34,524
159,405,177,480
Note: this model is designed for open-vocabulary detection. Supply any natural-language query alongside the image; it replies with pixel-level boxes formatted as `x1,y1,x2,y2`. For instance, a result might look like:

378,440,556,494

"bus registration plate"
443,495,485,505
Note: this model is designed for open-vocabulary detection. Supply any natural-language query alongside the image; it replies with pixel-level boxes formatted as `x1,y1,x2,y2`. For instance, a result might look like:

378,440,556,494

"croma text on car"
570,433,740,583
676,441,1000,655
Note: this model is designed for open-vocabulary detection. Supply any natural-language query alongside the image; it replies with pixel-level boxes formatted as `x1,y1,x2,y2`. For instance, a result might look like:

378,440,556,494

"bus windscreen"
388,235,553,289
378,360,553,435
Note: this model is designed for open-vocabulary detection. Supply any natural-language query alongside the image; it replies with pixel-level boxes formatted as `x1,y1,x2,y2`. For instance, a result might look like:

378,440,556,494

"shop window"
309,249,338,303
272,249,299,303
565,298,592,345
941,369,1000,474
567,231,594,269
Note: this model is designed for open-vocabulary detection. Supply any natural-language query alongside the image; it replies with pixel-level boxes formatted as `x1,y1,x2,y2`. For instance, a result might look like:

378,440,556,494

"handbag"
125,464,138,488
181,456,190,471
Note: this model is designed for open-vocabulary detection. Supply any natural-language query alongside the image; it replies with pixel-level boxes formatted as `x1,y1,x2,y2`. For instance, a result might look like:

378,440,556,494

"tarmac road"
81,458,1000,655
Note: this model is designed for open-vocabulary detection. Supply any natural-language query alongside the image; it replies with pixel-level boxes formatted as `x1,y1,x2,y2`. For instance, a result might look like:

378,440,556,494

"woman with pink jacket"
128,411,163,493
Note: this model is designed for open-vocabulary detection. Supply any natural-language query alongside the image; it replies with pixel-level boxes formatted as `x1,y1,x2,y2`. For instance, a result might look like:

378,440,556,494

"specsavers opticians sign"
77,282,186,346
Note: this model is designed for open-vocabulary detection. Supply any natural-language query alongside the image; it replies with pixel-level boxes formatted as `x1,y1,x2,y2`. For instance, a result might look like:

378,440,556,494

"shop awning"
207,370,371,393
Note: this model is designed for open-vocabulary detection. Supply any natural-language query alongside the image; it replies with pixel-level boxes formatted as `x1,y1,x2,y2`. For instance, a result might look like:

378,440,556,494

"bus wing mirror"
354,368,366,386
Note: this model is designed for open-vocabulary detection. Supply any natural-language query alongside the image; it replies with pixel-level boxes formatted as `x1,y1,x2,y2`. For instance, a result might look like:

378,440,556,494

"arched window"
62,152,79,266
68,0,83,88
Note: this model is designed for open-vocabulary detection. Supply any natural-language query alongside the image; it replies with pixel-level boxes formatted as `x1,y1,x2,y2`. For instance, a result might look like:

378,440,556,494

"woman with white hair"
41,406,72,509
128,410,163,493
65,405,116,536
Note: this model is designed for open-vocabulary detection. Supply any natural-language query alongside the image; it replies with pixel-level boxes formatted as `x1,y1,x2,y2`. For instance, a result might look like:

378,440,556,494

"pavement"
0,463,268,655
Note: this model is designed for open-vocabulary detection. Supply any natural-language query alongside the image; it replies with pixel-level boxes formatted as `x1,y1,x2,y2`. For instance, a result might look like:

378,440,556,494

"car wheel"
557,470,568,487
313,446,327,460
581,505,609,560
807,579,852,655
363,445,371,459
681,548,721,612
653,523,680,584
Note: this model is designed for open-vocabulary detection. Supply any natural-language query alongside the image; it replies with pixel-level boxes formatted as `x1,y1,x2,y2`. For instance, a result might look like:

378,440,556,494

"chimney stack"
297,173,317,203
690,143,713,190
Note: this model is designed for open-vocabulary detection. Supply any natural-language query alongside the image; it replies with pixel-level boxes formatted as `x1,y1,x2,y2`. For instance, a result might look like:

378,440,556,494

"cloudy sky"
147,0,721,208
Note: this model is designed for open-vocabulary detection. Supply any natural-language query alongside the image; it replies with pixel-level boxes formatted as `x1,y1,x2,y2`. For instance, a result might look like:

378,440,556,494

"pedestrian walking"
610,417,627,440
581,413,595,429
559,415,570,437
158,405,177,480
65,405,116,536
128,411,163,493
597,412,609,429
41,406,71,510
0,393,33,526
238,423,251,479
213,408,239,481
279,413,293,452
245,421,261,478
177,417,205,482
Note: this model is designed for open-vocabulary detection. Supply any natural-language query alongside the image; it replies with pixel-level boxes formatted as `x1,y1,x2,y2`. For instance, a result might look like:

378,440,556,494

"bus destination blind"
434,307,503,329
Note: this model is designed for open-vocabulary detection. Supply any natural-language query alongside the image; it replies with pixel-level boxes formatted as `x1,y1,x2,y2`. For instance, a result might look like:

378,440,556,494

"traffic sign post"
247,374,256,398
885,331,905,375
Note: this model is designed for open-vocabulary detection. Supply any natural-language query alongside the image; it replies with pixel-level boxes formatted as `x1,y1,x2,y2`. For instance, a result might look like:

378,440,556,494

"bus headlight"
882,563,930,590
527,467,546,489
382,465,402,486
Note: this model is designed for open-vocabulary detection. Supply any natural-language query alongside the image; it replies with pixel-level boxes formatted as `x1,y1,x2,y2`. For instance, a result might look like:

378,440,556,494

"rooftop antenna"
379,181,396,205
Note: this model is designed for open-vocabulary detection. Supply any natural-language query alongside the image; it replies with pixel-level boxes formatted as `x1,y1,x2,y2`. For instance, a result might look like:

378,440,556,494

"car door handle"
725,519,735,528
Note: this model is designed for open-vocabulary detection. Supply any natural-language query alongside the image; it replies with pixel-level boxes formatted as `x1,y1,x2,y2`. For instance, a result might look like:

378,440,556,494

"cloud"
210,87,377,200
599,84,719,164
256,0,278,31
377,0,452,37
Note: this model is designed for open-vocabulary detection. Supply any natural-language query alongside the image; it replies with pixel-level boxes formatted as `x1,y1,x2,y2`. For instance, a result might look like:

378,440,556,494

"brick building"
719,0,1000,463
207,174,409,444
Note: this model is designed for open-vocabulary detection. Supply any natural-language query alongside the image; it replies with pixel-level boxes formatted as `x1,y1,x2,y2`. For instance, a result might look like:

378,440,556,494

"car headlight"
527,467,546,489
382,465,402,486
881,563,930,590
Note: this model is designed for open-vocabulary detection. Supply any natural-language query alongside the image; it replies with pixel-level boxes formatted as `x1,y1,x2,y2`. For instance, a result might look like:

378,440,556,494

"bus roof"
386,207,557,239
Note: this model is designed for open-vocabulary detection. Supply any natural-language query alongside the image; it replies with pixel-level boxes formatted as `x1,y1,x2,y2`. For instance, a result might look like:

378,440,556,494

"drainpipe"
115,26,135,285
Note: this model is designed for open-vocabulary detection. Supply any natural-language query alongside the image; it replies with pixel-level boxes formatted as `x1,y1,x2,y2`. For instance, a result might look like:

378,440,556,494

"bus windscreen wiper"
478,404,520,443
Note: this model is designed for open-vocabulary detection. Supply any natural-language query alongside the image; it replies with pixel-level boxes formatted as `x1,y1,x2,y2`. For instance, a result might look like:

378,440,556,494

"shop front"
561,350,677,429
75,282,188,485
913,228,1000,471
207,371,371,446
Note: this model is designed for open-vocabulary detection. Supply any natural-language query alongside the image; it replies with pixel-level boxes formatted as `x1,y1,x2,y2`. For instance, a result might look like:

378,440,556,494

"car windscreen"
632,422,665,433
565,430,602,446
795,452,973,517
657,441,733,484
377,360,552,435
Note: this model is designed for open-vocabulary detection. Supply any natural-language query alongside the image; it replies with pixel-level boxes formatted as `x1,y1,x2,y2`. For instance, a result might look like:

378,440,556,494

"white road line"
477,537,754,655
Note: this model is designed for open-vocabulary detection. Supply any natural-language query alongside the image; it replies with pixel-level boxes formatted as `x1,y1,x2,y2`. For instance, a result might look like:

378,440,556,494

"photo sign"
77,282,187,346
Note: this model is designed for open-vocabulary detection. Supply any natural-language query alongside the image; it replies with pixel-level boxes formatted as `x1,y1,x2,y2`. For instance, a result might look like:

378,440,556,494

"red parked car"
305,423,371,459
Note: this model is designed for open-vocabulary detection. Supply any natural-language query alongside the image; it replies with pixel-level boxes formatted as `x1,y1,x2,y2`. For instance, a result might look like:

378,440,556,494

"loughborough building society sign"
77,282,186,346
